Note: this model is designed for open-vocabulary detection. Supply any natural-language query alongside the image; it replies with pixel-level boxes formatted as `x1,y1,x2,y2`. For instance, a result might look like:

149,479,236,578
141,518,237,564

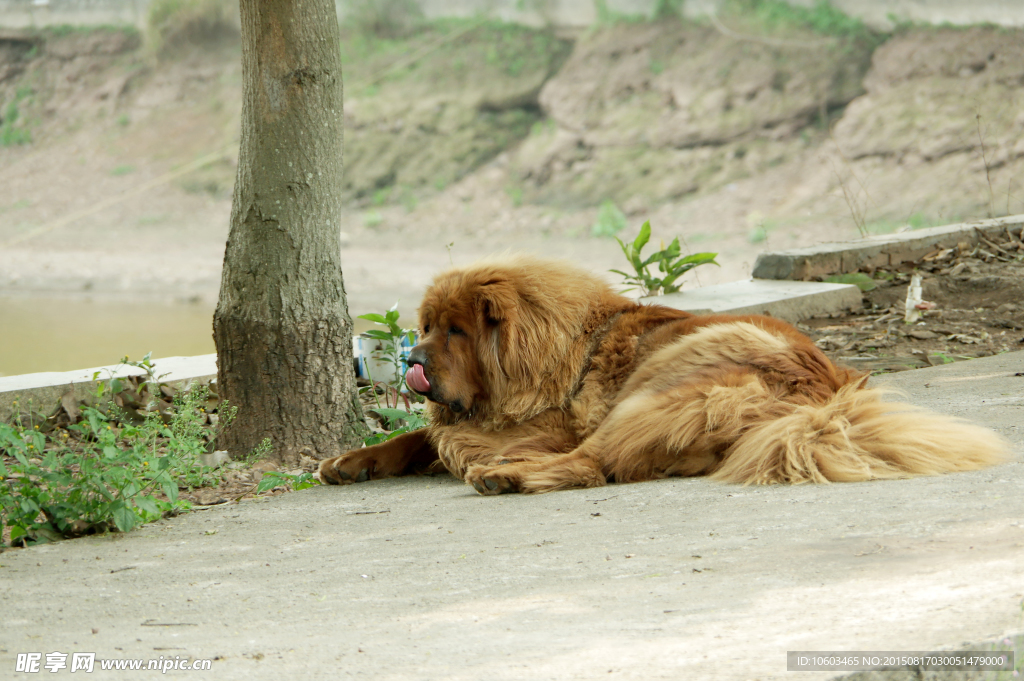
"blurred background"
1,0,1022,375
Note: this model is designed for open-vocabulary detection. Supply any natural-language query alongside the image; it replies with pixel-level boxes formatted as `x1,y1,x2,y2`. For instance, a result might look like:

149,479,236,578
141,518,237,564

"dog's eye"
449,325,464,336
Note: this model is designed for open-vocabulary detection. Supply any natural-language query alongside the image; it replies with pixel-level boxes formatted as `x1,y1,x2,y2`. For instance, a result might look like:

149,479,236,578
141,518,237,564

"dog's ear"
477,277,518,324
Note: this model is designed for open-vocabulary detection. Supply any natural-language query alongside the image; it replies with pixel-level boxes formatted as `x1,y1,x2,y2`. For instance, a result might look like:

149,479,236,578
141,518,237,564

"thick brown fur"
318,256,1008,494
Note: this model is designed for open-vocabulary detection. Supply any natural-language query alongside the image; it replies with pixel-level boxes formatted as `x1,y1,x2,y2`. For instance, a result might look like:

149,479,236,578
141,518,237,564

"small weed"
1,199,31,214
506,185,524,207
240,437,272,468
723,0,880,43
361,211,384,228
357,305,416,410
43,24,140,39
653,0,685,19
363,407,427,446
530,119,556,137
507,55,525,76
611,220,719,296
256,469,318,493
116,114,130,127
824,272,876,292
371,187,391,206
111,165,135,176
591,200,627,238
593,0,647,25
746,211,776,244
1,89,33,147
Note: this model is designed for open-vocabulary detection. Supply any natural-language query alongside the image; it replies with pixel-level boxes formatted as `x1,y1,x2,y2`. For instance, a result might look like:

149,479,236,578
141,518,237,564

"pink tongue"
406,364,431,393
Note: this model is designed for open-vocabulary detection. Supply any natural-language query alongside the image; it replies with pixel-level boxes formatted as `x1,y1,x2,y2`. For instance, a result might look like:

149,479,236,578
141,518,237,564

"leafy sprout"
358,304,416,408
611,220,719,296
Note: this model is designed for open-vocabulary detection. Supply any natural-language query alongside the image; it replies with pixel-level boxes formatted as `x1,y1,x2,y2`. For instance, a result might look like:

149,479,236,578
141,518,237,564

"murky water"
0,297,217,377
0,297,387,377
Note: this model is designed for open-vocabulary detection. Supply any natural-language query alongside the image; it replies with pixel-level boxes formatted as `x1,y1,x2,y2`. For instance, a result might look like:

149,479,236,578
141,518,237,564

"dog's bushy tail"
711,384,1009,484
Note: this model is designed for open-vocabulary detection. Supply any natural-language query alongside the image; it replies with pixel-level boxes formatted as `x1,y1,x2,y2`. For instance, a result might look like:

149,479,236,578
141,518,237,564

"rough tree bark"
213,0,366,465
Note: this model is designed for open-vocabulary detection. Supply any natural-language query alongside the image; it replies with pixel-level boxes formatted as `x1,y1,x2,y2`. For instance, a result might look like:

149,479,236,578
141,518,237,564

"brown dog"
318,256,1007,494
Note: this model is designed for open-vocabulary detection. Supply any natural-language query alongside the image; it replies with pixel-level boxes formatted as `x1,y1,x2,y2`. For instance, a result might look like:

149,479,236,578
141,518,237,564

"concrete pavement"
1,352,1023,680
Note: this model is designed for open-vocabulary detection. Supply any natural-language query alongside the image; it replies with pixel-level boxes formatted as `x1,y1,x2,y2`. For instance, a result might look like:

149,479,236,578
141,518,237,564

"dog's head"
405,256,614,425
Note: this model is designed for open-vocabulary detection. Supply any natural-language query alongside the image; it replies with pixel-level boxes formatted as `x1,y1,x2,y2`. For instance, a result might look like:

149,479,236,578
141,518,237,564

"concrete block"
645,279,862,323
753,214,1024,280
0,354,217,423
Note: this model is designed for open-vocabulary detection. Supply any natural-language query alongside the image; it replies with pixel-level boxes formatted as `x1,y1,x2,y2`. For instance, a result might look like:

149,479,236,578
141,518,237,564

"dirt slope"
513,22,873,206
1,21,1022,321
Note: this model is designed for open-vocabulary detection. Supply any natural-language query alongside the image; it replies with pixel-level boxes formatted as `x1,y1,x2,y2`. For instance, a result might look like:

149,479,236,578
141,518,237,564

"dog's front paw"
317,452,373,486
465,463,518,496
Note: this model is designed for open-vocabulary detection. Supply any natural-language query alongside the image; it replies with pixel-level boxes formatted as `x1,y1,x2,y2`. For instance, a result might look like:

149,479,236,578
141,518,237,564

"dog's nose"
407,345,427,368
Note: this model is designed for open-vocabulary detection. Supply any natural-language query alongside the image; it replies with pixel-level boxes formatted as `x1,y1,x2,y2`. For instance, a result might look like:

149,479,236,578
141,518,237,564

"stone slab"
647,278,863,323
0,352,1022,680
0,354,217,422
752,214,1024,281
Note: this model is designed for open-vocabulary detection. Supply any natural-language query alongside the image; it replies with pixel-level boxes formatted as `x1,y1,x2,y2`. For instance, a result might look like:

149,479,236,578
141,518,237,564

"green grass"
110,165,135,176
41,24,140,39
339,19,572,85
593,0,649,25
1,88,33,147
591,200,628,238
506,185,524,207
748,225,769,244
722,0,880,42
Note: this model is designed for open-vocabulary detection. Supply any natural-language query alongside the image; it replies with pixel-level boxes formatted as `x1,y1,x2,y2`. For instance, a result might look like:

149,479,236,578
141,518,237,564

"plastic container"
352,332,417,384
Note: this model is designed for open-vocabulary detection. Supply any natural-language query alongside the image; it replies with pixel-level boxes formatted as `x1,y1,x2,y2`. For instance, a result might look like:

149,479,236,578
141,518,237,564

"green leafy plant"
256,470,319,493
1,405,182,545
1,358,236,547
1,87,33,147
363,407,427,446
611,220,719,296
591,199,628,238
165,386,226,490
358,304,416,410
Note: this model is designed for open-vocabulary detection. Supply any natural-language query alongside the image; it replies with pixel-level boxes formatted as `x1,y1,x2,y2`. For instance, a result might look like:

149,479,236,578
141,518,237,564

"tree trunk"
213,0,365,466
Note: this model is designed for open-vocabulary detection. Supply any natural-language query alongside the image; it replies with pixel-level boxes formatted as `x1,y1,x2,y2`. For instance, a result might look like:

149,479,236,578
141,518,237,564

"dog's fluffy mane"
421,255,628,426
